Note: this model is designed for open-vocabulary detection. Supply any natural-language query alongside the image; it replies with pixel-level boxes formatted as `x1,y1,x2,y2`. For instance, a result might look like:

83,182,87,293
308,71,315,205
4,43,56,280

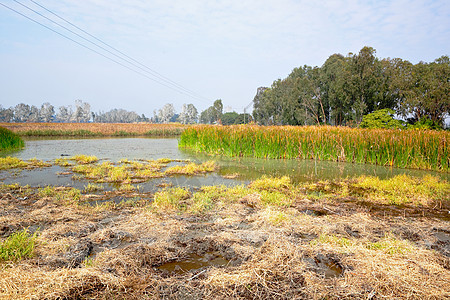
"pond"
1,137,448,192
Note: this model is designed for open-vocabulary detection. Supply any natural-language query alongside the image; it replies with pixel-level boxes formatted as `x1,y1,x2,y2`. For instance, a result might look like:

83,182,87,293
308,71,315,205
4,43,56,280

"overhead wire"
27,0,208,101
1,0,210,103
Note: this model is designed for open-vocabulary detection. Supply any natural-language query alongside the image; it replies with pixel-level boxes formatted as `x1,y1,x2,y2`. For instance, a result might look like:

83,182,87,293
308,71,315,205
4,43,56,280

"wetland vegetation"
180,125,450,172
0,126,24,152
0,122,188,137
0,127,449,299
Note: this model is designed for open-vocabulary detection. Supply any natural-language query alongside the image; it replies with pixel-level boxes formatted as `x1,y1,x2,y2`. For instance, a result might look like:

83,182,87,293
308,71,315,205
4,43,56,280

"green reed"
0,127,24,151
179,125,449,172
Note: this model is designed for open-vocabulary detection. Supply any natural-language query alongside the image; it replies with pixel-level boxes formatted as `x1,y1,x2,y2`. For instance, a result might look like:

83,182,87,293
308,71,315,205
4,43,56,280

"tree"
28,105,40,122
222,112,239,125
399,56,450,126
94,109,141,123
39,102,54,122
14,103,31,122
234,113,253,124
321,54,351,125
200,100,223,124
56,106,72,122
212,99,223,124
179,103,198,124
200,107,215,124
0,105,14,122
72,100,91,122
158,103,175,123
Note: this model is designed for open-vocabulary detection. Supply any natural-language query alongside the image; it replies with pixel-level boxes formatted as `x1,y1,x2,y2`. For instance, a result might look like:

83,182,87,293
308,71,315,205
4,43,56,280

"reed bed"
0,122,188,137
0,126,24,151
179,125,449,172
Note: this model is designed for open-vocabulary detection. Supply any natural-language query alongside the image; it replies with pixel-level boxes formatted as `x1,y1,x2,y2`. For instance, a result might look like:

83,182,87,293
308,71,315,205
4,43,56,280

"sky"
1,0,449,117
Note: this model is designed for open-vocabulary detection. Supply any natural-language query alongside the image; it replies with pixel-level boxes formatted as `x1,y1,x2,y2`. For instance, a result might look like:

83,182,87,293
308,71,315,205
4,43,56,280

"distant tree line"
0,100,93,123
252,46,449,128
0,100,201,124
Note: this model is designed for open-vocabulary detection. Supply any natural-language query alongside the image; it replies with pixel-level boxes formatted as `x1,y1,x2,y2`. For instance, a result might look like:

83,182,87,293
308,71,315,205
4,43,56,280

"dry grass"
0,175,449,299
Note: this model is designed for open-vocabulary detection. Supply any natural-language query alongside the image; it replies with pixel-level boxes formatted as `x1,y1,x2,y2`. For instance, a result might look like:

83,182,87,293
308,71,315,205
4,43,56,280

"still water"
1,137,447,190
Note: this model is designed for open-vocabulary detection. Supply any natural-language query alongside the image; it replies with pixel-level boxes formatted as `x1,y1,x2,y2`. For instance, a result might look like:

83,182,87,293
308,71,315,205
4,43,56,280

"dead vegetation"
0,175,449,299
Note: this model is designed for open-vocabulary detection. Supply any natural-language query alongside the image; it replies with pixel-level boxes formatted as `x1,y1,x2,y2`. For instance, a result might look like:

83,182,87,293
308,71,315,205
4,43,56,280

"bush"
360,109,404,129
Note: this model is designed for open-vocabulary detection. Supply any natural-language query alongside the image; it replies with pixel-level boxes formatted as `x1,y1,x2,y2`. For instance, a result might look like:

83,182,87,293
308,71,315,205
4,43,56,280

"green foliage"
0,127,24,151
360,109,404,129
408,117,443,130
222,112,239,125
0,229,37,262
252,47,449,127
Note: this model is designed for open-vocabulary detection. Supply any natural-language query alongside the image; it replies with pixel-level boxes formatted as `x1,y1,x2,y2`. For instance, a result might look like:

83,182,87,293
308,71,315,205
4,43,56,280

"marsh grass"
71,155,98,164
69,158,216,184
180,125,449,172
164,160,217,175
0,126,24,151
151,187,191,211
83,183,104,193
0,156,27,170
1,122,189,137
0,229,37,262
0,157,49,170
39,186,82,205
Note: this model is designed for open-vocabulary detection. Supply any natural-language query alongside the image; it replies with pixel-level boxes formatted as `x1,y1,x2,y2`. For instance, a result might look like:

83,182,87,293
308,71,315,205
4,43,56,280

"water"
1,137,447,189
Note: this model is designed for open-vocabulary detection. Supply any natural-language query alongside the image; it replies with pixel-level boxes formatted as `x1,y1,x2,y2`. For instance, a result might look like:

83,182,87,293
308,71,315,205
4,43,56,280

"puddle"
301,209,328,216
157,252,229,274
323,261,344,278
304,254,344,279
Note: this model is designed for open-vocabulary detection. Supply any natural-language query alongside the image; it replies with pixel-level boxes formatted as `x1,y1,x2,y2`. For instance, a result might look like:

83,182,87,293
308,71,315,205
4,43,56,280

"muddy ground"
0,179,449,300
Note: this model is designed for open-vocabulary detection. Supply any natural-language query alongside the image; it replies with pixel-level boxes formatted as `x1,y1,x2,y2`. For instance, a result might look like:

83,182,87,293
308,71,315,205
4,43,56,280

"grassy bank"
0,174,448,299
180,125,450,172
0,127,24,151
0,123,188,137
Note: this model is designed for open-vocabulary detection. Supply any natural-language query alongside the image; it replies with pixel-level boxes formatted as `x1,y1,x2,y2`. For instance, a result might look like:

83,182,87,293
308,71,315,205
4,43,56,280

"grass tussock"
164,160,217,175
179,125,450,172
0,126,24,151
0,229,37,262
0,156,50,170
71,154,98,164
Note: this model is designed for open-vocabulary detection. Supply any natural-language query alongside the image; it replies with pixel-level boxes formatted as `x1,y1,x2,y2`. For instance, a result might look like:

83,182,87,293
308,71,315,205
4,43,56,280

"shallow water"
1,137,447,190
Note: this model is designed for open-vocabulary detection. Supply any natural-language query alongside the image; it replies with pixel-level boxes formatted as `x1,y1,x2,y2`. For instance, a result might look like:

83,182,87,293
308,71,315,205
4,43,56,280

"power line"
27,0,208,101
1,1,210,103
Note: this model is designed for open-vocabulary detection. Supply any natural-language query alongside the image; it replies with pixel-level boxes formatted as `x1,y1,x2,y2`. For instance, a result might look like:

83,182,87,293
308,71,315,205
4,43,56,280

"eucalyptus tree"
39,102,55,122
14,103,31,122
158,103,175,123
56,106,72,122
399,56,450,126
179,103,198,124
0,105,14,122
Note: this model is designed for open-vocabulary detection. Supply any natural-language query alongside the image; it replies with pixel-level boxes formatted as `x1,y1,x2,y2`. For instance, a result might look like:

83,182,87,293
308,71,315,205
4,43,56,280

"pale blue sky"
1,0,449,116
